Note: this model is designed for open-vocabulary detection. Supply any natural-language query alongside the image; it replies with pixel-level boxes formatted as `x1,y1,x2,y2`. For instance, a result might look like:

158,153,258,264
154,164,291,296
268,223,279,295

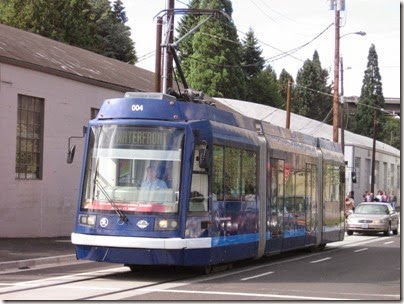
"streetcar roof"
213,97,400,157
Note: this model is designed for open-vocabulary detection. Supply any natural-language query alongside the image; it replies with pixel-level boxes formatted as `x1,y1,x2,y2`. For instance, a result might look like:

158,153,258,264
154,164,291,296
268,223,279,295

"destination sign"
115,129,166,146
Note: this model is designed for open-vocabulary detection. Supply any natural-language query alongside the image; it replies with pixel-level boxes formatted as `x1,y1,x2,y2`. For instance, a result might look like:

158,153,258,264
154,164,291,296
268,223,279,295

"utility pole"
154,17,163,92
371,110,377,194
332,0,341,143
167,0,175,90
286,79,292,129
340,56,344,154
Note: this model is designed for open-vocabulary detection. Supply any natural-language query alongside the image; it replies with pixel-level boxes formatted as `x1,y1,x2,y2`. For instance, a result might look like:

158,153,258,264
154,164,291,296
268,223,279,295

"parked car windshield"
355,204,388,215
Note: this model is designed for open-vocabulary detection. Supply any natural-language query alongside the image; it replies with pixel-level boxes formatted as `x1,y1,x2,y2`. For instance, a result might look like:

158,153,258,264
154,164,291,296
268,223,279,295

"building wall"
344,144,400,204
0,63,124,237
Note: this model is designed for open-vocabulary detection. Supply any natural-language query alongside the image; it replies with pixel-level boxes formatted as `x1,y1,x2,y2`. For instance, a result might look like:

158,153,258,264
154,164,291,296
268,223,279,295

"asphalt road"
0,233,400,301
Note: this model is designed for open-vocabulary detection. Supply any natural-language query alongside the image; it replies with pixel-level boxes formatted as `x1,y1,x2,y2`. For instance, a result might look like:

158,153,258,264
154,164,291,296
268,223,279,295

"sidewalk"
0,237,77,272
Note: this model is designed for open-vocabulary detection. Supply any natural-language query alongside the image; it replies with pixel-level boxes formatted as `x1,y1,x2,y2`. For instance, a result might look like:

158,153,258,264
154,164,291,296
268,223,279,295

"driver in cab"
141,166,167,190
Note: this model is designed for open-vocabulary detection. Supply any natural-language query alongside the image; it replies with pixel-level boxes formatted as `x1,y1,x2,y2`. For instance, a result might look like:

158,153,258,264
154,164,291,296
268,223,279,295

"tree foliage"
240,28,283,106
246,65,283,108
176,0,202,77
292,51,332,122
379,117,400,149
89,0,137,63
177,0,246,99
348,44,385,140
278,69,294,105
241,28,265,78
0,0,136,64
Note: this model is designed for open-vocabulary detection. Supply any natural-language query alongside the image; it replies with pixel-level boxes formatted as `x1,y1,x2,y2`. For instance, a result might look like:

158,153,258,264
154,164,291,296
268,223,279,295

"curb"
0,254,77,272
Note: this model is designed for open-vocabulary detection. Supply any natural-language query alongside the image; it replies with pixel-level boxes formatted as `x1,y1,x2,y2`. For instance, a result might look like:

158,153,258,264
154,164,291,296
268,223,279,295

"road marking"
353,248,368,252
142,288,356,301
2,266,128,290
384,241,394,245
240,271,274,281
309,257,331,264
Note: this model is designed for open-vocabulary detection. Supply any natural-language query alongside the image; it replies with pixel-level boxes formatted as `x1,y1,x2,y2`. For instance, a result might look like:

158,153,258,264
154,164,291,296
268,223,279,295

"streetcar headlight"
155,219,178,230
79,214,96,227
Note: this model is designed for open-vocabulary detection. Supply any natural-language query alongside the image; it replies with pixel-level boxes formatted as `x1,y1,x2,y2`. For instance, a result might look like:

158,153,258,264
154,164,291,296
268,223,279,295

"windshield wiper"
90,155,128,223
95,179,129,223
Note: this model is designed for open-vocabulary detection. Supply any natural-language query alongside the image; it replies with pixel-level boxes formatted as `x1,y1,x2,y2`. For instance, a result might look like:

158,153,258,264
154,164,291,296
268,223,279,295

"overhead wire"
137,4,337,125
136,50,155,62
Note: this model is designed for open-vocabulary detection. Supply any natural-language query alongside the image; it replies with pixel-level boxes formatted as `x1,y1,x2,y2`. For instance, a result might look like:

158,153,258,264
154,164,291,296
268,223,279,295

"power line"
293,83,334,98
266,23,334,62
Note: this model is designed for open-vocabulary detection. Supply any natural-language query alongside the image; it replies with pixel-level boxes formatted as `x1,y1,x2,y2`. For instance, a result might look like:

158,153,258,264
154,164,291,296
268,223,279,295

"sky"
121,0,401,98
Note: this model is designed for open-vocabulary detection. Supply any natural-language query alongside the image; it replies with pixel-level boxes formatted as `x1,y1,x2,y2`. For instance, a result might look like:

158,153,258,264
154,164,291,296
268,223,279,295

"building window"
365,159,371,187
390,164,394,189
397,166,400,189
354,157,361,185
375,161,379,185
15,95,44,179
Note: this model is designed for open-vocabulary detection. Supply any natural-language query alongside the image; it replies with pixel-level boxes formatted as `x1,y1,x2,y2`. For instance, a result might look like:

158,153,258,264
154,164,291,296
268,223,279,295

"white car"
346,202,399,236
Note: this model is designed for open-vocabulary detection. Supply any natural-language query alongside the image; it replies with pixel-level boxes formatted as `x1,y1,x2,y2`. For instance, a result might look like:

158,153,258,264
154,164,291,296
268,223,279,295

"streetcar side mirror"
66,126,87,164
67,145,76,164
198,140,209,169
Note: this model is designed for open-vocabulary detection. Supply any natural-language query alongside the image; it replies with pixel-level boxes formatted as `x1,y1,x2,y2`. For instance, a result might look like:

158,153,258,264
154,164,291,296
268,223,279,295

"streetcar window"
224,147,241,200
212,145,224,201
80,125,183,214
189,145,209,212
269,159,285,237
212,144,257,203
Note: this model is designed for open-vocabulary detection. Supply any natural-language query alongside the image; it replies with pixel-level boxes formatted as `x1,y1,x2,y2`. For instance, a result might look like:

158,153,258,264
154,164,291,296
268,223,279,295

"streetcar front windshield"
81,125,183,214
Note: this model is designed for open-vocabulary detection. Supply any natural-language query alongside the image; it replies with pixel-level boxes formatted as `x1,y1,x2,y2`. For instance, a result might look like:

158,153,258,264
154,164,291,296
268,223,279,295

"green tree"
379,116,400,149
0,0,93,49
90,0,137,64
182,0,246,99
240,28,282,105
292,51,332,122
348,44,385,140
246,66,283,107
176,0,202,77
278,69,294,105
241,28,265,78
0,0,136,64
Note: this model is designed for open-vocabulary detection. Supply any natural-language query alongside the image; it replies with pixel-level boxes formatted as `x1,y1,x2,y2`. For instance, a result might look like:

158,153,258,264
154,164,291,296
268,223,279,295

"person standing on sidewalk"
344,196,355,218
388,191,397,210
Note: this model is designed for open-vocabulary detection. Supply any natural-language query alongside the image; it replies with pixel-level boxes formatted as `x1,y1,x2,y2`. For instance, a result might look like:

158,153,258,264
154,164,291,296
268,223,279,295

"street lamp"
340,31,366,39
333,29,366,145
332,8,341,143
340,57,351,154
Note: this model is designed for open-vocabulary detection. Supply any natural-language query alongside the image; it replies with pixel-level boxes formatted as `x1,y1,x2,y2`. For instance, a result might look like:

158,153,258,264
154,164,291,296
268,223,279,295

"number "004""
131,104,144,111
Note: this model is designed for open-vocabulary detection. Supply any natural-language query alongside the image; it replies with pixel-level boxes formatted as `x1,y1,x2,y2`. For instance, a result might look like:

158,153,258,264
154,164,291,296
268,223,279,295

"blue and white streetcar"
70,91,345,272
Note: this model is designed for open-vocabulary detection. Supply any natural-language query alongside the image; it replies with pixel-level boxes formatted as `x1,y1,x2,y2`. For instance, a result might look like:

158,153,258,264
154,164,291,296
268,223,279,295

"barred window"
15,95,44,179
354,157,361,185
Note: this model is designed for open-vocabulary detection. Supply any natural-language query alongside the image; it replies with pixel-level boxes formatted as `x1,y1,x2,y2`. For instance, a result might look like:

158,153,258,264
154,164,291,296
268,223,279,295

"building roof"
0,23,154,92
214,98,400,157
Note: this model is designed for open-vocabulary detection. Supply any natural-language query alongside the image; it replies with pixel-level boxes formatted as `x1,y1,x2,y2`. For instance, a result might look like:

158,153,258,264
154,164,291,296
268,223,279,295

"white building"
0,24,155,237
